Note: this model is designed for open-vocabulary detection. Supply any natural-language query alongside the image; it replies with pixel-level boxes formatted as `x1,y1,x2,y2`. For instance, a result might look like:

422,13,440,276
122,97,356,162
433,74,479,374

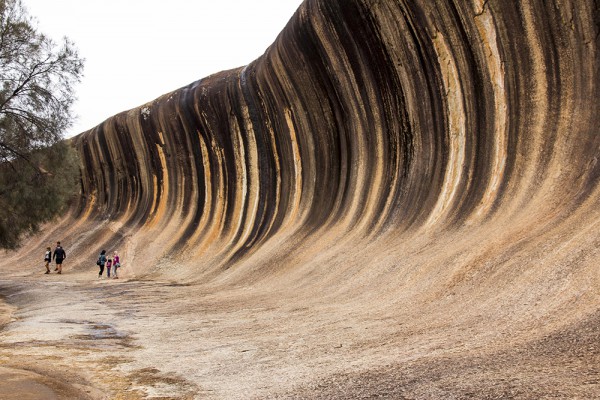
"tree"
0,0,84,249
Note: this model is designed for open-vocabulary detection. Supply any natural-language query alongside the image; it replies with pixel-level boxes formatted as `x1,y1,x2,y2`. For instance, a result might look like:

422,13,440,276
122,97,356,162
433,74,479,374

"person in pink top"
113,251,121,279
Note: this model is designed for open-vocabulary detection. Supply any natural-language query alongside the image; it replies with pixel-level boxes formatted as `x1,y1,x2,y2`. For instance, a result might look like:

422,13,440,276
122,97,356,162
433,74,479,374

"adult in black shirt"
53,241,66,274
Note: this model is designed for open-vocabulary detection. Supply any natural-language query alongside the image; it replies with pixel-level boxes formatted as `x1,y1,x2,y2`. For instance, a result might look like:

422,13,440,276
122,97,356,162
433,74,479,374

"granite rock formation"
72,0,598,284
1,0,599,397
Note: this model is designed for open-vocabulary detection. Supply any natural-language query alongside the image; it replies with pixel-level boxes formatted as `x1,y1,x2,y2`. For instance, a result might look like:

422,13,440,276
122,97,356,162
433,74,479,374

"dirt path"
0,278,192,399
0,274,598,399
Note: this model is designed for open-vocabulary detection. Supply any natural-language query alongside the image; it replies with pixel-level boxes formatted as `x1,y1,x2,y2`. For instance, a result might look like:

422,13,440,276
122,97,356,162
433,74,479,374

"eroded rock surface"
1,0,599,398
71,0,598,280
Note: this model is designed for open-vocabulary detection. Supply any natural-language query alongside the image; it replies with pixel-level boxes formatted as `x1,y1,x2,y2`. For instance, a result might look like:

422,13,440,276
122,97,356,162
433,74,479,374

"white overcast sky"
22,0,304,137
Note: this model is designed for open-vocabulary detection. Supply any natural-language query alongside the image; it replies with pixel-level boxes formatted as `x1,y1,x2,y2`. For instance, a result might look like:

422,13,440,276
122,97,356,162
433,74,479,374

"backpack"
96,254,106,266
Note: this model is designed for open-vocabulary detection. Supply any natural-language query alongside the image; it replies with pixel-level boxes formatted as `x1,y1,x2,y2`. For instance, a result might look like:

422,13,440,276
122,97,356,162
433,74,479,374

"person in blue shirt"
97,250,107,278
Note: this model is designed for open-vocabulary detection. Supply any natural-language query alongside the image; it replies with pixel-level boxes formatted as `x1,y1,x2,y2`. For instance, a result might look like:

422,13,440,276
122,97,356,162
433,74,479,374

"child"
106,257,113,278
44,247,52,274
113,251,121,279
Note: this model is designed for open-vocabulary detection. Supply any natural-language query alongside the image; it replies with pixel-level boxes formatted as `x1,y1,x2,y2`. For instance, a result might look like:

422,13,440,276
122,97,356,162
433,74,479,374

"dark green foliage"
0,0,84,249
0,142,79,248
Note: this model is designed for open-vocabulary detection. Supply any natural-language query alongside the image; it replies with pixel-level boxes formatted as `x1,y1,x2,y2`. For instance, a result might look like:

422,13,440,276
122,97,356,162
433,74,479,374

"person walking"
43,247,52,274
52,242,66,274
97,250,107,278
106,257,113,278
113,251,121,279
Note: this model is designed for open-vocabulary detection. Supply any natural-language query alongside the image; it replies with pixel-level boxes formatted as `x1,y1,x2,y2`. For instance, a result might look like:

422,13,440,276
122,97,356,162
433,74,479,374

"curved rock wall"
71,0,599,291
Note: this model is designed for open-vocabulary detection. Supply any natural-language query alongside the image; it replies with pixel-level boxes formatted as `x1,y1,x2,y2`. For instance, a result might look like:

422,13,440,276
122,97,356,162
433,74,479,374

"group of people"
43,241,66,274
42,242,123,279
97,250,121,279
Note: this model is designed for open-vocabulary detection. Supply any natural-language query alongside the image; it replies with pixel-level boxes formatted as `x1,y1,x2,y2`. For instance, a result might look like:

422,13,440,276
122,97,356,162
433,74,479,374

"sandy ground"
11,0,596,397
0,265,598,399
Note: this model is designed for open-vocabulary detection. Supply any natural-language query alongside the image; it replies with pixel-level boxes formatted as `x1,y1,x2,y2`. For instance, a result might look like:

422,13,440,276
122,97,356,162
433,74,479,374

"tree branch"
0,141,45,176
0,53,55,112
